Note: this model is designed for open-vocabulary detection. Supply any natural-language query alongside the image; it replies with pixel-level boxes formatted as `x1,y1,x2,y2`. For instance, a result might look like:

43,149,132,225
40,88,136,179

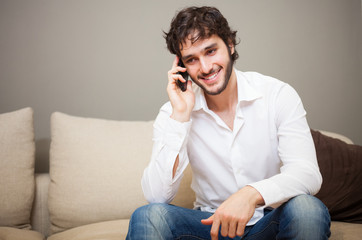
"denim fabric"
126,195,331,240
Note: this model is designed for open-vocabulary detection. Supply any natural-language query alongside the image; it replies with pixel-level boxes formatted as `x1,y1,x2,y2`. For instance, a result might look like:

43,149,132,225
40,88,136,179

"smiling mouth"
199,68,221,82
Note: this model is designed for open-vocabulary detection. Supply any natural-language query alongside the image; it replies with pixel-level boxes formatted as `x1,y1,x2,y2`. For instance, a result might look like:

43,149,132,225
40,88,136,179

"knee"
288,195,329,218
278,195,331,239
127,203,173,240
130,203,170,224
284,195,330,227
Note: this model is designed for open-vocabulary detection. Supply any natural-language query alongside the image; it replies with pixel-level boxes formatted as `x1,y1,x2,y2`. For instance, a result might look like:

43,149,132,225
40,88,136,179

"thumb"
201,215,214,225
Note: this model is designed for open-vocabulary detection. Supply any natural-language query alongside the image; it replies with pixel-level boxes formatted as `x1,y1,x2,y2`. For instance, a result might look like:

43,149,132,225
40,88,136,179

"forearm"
249,160,321,208
142,106,192,203
142,150,183,203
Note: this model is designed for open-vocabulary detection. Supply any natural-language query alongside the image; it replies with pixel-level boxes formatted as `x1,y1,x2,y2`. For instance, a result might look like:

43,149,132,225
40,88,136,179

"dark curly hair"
164,6,239,62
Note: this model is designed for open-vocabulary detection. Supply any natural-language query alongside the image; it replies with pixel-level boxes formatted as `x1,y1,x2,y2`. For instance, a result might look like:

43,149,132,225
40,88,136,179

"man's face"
180,34,234,95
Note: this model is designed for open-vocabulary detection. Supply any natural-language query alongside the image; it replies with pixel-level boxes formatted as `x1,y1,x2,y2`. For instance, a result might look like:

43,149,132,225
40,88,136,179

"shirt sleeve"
141,102,192,203
248,84,322,208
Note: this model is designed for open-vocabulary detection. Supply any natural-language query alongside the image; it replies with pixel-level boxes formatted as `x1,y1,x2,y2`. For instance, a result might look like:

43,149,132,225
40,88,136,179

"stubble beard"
191,48,234,96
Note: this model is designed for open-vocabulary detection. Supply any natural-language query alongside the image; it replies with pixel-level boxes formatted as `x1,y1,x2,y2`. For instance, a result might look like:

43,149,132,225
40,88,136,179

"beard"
190,47,234,96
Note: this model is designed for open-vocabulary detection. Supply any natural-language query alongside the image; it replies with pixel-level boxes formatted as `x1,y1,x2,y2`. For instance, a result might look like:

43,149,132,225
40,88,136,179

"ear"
229,44,235,55
228,40,235,55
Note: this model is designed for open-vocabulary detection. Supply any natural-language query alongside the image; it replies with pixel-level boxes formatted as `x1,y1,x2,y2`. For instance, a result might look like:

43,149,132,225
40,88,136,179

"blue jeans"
126,195,331,240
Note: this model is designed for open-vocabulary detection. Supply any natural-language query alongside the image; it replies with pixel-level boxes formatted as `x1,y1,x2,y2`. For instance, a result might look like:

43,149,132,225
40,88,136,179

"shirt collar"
193,69,262,112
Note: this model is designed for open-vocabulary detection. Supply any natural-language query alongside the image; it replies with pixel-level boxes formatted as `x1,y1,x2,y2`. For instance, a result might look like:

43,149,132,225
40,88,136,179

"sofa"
0,107,361,240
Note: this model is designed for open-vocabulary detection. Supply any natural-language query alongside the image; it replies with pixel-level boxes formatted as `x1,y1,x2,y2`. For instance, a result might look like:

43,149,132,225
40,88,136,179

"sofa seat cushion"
47,219,129,240
330,221,362,240
0,108,35,229
0,227,44,240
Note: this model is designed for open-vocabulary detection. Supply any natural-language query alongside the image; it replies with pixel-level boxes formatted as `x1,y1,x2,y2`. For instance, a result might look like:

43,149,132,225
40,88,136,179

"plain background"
1,0,361,172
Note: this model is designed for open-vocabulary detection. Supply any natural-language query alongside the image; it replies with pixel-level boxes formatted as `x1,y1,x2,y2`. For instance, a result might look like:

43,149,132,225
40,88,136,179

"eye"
207,49,216,55
186,58,197,64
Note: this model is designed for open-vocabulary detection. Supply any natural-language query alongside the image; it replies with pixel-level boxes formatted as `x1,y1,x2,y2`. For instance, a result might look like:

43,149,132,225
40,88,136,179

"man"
127,6,330,240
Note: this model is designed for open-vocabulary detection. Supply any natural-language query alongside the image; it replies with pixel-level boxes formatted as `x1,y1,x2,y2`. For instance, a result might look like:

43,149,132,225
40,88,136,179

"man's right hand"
167,56,195,122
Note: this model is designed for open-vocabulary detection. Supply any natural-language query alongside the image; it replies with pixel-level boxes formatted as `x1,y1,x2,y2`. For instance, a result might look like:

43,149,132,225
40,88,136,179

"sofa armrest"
31,173,50,237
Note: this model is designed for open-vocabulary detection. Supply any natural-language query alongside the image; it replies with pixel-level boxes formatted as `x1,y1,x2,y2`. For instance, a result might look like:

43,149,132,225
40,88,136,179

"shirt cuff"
248,179,286,208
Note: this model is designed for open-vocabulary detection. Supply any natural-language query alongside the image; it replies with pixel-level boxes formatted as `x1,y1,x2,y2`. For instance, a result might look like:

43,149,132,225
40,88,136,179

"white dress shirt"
142,70,322,225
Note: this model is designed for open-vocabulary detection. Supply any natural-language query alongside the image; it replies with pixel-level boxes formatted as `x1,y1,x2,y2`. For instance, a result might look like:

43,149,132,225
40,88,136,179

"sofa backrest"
47,112,195,234
31,112,357,236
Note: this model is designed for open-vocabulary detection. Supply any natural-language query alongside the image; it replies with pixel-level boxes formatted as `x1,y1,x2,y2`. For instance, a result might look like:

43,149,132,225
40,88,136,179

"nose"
200,57,213,75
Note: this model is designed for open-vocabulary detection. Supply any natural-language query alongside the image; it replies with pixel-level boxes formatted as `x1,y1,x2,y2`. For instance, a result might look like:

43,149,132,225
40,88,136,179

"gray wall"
1,0,361,173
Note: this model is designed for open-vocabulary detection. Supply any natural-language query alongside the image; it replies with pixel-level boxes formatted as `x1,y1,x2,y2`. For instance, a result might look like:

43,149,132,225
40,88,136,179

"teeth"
204,72,218,80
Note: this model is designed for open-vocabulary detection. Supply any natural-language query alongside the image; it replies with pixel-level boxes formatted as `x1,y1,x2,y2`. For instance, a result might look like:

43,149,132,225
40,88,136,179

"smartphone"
177,59,188,92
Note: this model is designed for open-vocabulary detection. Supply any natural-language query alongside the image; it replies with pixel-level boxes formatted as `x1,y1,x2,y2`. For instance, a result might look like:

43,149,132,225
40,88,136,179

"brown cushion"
311,129,362,223
0,108,35,229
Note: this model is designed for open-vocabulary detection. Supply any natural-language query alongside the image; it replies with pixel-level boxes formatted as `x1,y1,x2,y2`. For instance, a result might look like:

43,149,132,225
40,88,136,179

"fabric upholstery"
48,112,153,233
48,112,195,234
47,219,129,240
0,108,35,229
31,173,51,237
0,227,44,240
312,129,362,223
329,221,362,240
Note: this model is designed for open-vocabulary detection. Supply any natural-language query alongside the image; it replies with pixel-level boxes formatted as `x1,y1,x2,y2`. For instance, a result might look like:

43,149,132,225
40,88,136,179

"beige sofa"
1,108,361,240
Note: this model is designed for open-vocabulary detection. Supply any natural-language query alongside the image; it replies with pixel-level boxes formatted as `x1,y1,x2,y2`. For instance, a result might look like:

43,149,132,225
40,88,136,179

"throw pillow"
311,129,362,223
0,108,35,229
48,112,153,233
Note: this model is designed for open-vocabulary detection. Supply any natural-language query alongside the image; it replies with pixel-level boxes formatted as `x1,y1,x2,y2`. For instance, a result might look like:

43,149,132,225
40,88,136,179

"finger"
220,219,229,237
171,74,186,85
210,217,220,240
236,220,245,237
168,68,186,83
201,215,214,225
228,219,237,238
172,56,187,73
172,56,179,68
167,73,184,91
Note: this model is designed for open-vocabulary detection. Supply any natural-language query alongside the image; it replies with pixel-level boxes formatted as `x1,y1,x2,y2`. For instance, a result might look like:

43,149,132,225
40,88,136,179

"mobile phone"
177,59,188,92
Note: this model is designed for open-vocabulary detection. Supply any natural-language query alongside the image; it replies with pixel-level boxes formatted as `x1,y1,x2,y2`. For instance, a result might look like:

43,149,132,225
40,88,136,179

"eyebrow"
182,42,218,62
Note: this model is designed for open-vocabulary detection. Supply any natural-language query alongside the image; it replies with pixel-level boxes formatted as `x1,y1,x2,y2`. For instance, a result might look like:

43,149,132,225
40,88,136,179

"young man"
127,6,331,240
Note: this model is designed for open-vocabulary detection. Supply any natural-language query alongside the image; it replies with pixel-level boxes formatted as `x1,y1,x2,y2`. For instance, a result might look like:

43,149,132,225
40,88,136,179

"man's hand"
201,186,265,239
167,56,195,122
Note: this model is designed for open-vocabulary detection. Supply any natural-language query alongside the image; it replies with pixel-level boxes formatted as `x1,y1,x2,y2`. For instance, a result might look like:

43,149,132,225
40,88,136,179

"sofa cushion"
47,219,129,240
0,108,35,229
48,112,154,233
312,129,362,223
329,221,362,240
0,227,44,240
31,173,51,237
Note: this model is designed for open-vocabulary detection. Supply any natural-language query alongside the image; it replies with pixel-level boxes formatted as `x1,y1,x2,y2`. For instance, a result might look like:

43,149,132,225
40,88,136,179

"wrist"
241,186,265,207
170,111,191,123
